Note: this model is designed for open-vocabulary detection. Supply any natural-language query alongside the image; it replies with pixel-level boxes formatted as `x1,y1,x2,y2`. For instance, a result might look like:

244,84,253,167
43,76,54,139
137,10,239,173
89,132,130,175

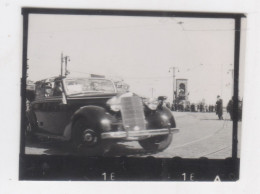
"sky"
27,14,246,105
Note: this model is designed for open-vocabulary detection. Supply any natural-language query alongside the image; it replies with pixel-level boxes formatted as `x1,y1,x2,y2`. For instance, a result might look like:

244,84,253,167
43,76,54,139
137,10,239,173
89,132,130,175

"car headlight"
106,96,121,112
144,98,159,110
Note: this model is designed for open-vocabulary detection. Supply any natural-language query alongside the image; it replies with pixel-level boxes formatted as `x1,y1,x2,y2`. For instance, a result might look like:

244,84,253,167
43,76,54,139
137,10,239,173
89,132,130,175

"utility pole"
61,52,63,77
221,63,223,97
169,67,176,102
151,88,154,98
64,55,70,76
61,52,70,77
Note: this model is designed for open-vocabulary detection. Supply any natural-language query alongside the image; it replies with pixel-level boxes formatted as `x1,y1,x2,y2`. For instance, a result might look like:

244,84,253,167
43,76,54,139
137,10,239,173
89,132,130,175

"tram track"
200,145,232,157
172,118,230,150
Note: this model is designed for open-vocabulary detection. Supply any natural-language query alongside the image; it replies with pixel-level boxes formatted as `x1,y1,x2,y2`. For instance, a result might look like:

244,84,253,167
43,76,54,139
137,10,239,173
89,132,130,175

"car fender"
146,106,176,129
63,105,115,139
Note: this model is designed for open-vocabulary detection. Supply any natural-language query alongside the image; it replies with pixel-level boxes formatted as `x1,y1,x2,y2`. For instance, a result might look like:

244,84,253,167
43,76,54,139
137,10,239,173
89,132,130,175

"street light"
169,67,179,102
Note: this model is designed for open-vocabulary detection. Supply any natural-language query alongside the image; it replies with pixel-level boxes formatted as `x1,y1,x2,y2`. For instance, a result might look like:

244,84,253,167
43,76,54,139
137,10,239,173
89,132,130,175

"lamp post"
169,67,177,102
151,88,154,98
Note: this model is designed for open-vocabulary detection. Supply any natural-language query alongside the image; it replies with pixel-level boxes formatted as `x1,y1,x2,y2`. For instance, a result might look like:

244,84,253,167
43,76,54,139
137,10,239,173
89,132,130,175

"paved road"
25,111,241,159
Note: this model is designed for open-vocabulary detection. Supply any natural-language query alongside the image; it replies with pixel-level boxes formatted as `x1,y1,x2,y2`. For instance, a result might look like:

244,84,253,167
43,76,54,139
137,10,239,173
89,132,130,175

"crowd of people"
169,102,216,113
167,95,242,121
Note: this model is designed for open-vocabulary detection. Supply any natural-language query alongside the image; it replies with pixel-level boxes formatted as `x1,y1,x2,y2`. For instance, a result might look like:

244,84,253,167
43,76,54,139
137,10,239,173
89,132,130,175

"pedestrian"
227,96,243,121
209,105,212,112
200,103,203,112
227,96,234,120
191,104,195,112
216,95,223,120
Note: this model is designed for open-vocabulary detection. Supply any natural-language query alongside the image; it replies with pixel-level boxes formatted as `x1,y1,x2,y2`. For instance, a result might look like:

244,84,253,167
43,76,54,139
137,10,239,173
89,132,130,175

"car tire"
138,134,173,153
72,118,109,156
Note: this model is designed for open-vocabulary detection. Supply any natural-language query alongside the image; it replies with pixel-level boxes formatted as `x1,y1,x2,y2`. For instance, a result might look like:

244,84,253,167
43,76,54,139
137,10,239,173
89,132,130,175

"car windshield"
64,78,116,95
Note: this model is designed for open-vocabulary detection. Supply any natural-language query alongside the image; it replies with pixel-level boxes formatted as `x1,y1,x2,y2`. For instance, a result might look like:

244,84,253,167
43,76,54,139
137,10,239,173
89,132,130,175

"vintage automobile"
25,76,179,155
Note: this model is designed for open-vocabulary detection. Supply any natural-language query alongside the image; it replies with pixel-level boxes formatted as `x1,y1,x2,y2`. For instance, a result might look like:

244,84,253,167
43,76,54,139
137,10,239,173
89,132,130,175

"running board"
34,132,68,141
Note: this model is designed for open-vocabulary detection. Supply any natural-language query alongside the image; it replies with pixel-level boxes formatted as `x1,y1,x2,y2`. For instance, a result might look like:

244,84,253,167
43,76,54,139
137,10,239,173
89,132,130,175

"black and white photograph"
19,8,247,181
0,0,260,192
1,0,260,191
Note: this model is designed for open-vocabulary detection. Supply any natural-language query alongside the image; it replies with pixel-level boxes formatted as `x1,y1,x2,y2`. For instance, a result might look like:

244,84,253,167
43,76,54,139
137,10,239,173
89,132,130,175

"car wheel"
72,118,109,156
138,134,173,153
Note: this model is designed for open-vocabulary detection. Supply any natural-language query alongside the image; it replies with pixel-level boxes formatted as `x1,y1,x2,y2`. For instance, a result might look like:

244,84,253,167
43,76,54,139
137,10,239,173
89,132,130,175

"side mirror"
158,96,167,101
116,83,123,88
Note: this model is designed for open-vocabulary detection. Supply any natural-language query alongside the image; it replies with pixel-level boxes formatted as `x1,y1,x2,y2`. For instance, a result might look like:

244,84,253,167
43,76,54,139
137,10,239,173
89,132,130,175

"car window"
34,80,63,99
52,81,63,97
114,81,129,93
64,78,115,95
44,82,54,97
44,80,63,97
35,82,45,100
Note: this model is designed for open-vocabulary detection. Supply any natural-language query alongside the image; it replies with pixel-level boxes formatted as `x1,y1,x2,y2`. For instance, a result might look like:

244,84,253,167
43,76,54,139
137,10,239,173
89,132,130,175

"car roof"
35,76,59,83
35,76,112,84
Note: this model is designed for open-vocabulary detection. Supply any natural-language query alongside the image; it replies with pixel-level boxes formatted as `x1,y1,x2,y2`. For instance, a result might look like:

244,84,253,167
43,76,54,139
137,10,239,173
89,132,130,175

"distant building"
176,79,188,100
173,79,190,111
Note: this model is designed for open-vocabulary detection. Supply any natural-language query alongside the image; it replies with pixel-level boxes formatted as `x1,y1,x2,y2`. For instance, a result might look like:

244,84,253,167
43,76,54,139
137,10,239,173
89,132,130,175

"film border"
20,8,245,181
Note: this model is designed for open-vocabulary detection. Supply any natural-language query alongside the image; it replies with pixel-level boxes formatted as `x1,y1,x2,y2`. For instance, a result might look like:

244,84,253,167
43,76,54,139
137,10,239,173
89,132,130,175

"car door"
32,79,71,135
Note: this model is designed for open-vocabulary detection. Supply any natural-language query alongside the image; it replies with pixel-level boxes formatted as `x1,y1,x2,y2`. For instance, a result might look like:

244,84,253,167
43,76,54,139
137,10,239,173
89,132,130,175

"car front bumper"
101,128,179,140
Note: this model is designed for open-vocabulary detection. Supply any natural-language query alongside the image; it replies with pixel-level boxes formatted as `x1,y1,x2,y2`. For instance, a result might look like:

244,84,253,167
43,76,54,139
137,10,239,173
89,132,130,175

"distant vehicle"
25,76,179,155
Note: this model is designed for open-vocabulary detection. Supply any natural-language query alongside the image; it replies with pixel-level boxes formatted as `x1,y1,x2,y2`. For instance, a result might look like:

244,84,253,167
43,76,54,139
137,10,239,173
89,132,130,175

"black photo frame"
20,8,245,181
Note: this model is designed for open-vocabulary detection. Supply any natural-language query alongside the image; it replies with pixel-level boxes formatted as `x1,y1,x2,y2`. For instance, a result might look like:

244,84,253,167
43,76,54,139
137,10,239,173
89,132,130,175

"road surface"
25,111,241,159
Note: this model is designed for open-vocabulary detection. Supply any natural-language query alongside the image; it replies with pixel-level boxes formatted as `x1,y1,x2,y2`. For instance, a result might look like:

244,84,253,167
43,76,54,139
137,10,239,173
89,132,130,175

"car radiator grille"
120,96,146,131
